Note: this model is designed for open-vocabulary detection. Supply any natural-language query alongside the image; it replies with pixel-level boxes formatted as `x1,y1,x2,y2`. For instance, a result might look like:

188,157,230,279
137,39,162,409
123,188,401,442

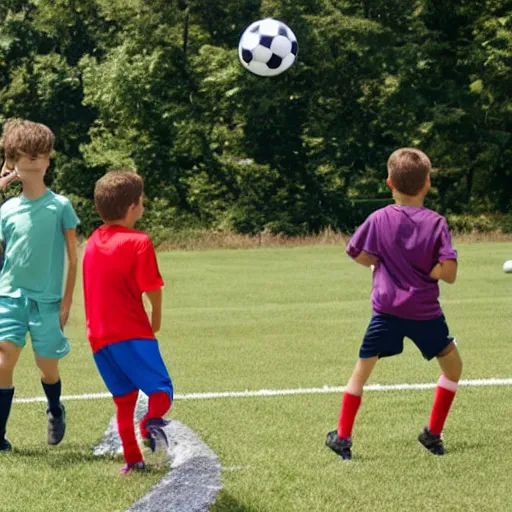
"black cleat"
418,427,445,455
143,418,169,453
0,438,12,452
47,404,66,446
325,430,352,460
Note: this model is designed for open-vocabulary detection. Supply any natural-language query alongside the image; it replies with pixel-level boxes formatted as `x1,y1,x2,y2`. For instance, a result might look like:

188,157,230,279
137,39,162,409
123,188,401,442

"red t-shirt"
83,225,164,353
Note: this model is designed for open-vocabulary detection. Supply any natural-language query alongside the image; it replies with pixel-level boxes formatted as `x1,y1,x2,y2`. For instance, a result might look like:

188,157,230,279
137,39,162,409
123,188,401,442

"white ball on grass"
503,260,512,273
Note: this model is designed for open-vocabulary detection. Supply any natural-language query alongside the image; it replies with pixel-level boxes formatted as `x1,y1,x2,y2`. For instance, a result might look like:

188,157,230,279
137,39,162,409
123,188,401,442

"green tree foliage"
0,0,510,236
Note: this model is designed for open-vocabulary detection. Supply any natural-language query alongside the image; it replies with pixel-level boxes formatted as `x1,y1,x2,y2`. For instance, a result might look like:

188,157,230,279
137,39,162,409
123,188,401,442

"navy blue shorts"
94,339,173,399
359,314,454,361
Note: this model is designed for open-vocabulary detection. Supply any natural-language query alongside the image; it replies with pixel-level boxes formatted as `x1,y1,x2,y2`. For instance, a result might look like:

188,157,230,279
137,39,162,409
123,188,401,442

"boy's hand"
0,169,19,191
430,263,442,280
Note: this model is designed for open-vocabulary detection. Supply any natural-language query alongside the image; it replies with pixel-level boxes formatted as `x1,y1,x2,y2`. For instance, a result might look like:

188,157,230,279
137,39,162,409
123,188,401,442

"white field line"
12,378,512,404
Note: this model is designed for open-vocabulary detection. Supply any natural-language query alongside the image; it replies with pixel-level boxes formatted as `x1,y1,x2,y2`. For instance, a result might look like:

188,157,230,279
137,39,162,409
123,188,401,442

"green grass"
3,242,512,511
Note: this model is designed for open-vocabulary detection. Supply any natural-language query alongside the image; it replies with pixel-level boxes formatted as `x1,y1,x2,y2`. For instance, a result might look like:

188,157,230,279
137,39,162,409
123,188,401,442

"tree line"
1,0,511,238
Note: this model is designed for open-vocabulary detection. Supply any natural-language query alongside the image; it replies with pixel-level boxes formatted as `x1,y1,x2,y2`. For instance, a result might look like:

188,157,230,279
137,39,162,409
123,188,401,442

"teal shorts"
0,296,70,359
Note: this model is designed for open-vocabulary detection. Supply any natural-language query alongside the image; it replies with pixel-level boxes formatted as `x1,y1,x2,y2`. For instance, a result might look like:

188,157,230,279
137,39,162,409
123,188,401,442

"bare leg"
0,342,22,448
345,356,379,396
436,342,463,382
0,341,22,388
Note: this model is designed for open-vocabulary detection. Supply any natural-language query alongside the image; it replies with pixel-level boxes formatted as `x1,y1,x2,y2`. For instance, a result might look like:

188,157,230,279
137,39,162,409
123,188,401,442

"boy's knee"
35,358,60,383
437,342,463,381
0,342,22,370
437,340,460,359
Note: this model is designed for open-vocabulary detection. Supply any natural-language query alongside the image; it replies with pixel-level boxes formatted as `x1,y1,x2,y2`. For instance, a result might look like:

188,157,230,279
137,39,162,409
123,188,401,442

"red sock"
140,391,172,439
428,375,458,435
337,392,362,439
113,390,143,465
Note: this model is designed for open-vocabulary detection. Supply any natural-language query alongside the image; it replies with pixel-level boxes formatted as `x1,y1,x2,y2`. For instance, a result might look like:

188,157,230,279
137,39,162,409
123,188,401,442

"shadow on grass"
12,443,116,468
211,492,261,512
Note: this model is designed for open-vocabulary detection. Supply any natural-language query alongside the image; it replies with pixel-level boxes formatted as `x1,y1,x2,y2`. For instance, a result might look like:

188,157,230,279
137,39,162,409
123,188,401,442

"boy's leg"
113,390,145,472
326,357,379,460
29,300,70,446
100,339,173,456
410,316,462,455
35,357,66,445
338,356,379,438
0,341,22,451
139,391,172,441
428,342,462,435
93,345,147,473
327,314,403,460
0,297,29,450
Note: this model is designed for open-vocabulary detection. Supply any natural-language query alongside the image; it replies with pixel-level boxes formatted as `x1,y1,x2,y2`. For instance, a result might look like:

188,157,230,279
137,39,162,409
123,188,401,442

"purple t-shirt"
346,205,457,320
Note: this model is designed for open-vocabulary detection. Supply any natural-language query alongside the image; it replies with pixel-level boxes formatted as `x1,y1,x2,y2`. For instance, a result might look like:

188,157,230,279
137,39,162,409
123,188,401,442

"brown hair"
0,119,55,163
94,170,144,222
387,148,431,196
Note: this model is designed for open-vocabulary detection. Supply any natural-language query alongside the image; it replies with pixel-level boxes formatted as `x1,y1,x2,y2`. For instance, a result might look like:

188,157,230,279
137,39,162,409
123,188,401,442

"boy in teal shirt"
0,119,79,451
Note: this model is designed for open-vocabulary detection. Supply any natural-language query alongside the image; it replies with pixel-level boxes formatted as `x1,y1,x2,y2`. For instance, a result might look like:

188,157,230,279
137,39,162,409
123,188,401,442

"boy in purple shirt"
326,148,462,460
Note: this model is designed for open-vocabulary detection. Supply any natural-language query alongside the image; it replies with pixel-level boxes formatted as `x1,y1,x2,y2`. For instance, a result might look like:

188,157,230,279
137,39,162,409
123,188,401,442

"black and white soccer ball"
238,18,298,77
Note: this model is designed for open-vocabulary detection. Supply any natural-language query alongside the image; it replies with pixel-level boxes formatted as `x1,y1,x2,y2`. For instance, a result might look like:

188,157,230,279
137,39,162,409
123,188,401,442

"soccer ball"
238,18,298,77
503,260,512,273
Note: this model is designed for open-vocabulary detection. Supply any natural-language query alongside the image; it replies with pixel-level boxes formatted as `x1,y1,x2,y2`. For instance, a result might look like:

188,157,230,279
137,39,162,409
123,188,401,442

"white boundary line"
13,378,512,404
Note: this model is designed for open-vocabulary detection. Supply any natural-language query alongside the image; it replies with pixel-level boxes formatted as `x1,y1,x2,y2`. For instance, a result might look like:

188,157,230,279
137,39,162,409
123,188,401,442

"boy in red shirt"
83,170,173,474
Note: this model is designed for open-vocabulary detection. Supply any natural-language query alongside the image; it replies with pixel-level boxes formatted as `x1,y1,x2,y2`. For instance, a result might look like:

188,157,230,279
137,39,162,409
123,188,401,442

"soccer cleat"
143,418,169,453
0,438,12,452
325,430,352,460
418,427,445,455
47,404,66,446
120,461,146,475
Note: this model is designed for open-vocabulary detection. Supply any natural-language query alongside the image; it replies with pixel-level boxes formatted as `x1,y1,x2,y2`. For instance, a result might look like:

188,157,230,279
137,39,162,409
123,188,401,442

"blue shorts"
93,339,173,399
0,296,69,359
360,314,454,361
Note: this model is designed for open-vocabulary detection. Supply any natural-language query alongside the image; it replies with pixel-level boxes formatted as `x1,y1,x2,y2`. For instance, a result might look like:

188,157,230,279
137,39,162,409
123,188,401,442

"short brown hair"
0,119,55,163
94,170,144,222
387,148,431,196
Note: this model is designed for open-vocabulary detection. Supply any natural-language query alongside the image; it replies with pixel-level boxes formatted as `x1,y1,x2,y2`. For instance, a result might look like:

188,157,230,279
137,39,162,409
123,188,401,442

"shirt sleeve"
62,199,80,231
436,218,458,262
346,214,380,259
135,237,165,293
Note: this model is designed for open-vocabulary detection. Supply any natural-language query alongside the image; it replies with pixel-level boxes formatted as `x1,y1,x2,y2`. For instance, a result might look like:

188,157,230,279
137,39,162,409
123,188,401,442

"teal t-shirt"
0,189,79,303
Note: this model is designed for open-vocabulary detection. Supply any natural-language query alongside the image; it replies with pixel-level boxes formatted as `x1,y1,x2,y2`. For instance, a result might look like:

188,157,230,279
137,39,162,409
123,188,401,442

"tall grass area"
2,241,511,511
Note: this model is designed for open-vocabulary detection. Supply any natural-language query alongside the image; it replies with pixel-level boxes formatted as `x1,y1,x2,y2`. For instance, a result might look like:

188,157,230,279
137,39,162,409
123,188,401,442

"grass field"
1,242,512,511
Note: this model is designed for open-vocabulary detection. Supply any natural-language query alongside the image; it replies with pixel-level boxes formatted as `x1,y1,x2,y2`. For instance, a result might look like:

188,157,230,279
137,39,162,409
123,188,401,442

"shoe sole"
326,443,352,460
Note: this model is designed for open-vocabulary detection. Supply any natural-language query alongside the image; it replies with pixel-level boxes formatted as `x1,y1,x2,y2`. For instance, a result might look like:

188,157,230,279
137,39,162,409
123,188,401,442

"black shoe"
0,438,12,452
47,404,66,446
325,430,352,460
418,427,445,455
143,418,169,453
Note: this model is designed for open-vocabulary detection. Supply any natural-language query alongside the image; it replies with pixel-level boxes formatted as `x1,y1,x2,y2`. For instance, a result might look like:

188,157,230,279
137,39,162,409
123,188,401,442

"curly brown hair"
0,119,55,164
94,170,144,222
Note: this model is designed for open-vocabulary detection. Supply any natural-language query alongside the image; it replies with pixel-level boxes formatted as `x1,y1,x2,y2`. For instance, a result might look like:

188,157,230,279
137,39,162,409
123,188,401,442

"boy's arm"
430,260,457,284
430,218,458,284
60,228,78,329
353,250,378,268
145,288,163,333
346,215,380,268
